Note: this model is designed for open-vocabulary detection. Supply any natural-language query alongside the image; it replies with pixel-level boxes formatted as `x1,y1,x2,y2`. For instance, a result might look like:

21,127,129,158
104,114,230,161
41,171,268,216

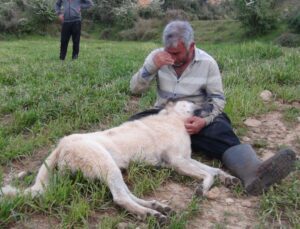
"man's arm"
185,59,225,135
54,0,64,22
54,0,63,15
202,59,225,125
130,49,174,94
81,0,94,9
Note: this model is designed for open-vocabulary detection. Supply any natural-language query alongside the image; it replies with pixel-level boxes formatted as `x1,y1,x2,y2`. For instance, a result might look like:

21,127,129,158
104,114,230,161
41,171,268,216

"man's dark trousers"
129,109,240,160
60,21,81,60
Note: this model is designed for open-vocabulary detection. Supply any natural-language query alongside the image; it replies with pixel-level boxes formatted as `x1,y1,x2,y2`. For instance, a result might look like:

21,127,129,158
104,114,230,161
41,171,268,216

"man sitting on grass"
129,20,296,195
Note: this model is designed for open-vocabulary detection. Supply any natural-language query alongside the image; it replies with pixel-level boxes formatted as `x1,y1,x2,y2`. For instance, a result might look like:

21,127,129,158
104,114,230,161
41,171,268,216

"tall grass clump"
233,0,278,35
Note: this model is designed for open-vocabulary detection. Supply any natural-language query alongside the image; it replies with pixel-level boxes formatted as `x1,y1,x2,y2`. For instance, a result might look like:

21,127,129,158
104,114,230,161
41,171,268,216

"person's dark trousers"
60,21,81,60
129,110,240,160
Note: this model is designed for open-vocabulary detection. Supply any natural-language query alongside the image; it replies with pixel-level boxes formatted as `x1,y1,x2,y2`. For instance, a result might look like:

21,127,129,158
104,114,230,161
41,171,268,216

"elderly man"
129,20,296,195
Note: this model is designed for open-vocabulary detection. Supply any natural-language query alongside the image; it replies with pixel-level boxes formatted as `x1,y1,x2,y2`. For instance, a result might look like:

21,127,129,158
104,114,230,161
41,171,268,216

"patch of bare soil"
9,214,60,229
2,148,50,186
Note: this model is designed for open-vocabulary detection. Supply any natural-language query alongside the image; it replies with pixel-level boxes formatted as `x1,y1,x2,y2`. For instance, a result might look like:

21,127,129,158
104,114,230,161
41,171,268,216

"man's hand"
58,14,64,23
153,51,174,69
184,116,206,135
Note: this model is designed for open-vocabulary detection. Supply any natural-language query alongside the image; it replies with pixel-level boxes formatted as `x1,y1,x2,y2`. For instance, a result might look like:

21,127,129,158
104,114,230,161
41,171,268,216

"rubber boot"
222,144,296,195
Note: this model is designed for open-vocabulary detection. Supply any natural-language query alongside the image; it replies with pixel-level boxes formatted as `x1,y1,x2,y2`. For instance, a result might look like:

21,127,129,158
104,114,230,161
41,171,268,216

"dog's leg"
168,158,214,195
189,159,240,188
73,141,169,223
1,148,60,197
124,188,174,215
106,170,168,224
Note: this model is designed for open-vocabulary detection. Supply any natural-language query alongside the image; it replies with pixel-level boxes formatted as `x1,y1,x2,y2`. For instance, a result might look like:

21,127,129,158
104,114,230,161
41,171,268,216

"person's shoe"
72,55,78,60
222,144,296,195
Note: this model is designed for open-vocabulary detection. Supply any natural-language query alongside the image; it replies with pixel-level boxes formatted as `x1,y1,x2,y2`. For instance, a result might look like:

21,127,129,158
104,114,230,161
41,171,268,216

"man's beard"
173,51,189,68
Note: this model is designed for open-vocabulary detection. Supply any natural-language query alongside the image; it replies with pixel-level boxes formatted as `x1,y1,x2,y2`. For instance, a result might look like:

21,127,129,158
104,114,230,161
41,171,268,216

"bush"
0,0,56,34
118,18,161,41
0,0,30,34
233,0,278,35
86,0,138,27
26,0,56,26
288,10,300,33
163,9,193,23
112,2,138,29
276,32,300,47
138,1,163,19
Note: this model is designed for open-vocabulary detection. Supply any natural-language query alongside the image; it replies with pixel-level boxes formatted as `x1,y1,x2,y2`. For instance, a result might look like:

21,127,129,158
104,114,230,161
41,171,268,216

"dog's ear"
166,101,174,107
166,98,177,107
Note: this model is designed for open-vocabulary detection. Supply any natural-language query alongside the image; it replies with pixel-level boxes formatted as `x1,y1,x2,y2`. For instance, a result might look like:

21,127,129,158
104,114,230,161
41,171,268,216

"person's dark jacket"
55,0,93,22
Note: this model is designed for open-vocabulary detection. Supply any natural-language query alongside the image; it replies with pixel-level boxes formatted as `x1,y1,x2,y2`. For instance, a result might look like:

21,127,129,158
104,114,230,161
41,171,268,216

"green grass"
283,107,300,126
0,35,299,227
259,160,300,228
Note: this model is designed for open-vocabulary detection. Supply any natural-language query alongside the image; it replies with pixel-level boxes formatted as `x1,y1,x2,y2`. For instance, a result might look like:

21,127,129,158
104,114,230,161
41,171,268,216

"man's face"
165,41,194,68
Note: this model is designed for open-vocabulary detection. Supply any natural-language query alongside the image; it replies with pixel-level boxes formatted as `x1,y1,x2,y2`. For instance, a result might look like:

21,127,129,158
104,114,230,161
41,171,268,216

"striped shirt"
130,47,225,125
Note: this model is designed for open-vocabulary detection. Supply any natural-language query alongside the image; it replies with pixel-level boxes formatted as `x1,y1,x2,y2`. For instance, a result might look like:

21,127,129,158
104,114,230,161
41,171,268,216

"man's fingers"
154,52,174,68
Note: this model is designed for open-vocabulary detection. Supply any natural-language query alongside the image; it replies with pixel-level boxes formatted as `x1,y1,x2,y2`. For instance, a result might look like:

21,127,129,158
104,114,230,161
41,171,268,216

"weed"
127,161,171,197
168,196,202,229
253,139,268,148
283,107,300,126
259,160,300,227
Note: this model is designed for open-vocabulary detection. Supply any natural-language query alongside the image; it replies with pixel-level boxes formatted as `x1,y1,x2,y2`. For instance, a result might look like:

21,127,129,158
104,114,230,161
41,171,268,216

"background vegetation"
1,0,300,44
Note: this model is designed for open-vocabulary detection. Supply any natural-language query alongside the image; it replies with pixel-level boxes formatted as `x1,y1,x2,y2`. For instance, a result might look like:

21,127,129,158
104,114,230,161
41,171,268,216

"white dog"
1,101,238,223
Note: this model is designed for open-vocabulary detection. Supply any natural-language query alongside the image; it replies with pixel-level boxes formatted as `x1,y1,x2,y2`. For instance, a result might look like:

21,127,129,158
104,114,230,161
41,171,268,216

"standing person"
129,20,296,195
55,0,93,60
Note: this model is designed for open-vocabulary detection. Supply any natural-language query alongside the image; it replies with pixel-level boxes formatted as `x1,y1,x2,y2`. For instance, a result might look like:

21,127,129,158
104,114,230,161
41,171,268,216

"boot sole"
245,149,296,195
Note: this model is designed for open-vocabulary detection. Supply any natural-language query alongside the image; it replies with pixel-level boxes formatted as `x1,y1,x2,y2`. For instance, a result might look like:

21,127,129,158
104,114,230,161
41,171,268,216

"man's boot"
222,144,296,195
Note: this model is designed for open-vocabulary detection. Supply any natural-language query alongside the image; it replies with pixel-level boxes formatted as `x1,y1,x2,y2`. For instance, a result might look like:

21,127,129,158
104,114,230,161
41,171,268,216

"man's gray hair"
163,20,194,49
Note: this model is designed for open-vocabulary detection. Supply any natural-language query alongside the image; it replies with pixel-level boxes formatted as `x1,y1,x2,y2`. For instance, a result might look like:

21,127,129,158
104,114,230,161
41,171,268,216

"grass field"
0,35,299,228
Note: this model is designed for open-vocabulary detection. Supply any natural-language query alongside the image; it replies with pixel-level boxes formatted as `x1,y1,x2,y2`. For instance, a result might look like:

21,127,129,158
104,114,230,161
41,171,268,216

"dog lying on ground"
1,101,238,223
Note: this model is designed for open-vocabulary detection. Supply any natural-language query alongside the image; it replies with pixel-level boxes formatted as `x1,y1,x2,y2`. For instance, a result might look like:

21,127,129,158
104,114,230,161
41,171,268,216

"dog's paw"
0,185,19,196
224,176,241,188
154,212,168,225
194,184,204,196
162,206,176,216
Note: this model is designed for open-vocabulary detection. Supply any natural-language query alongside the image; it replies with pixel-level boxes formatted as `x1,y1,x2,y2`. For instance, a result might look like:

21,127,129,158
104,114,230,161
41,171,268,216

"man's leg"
71,21,81,60
60,22,72,60
191,113,240,159
191,113,296,195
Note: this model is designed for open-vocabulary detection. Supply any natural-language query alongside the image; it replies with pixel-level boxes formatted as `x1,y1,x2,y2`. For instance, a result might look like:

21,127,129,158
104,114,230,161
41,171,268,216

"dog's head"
163,100,195,118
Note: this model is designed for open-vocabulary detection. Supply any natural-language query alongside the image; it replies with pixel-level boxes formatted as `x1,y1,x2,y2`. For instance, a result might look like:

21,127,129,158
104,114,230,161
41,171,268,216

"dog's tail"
1,148,60,197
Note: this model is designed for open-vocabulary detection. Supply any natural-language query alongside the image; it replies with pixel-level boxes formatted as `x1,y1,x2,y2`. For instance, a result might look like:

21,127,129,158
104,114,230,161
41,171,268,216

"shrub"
276,32,300,47
288,10,300,33
86,0,138,27
0,0,30,34
112,1,138,29
118,18,161,41
0,0,56,34
233,0,278,35
138,1,163,19
26,0,56,26
163,9,193,23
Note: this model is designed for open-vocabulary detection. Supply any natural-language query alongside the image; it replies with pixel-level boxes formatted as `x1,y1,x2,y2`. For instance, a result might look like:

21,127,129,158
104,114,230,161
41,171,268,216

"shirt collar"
193,46,202,62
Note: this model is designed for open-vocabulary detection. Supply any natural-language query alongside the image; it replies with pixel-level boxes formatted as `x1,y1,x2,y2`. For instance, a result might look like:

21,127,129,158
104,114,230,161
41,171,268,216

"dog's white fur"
1,101,237,222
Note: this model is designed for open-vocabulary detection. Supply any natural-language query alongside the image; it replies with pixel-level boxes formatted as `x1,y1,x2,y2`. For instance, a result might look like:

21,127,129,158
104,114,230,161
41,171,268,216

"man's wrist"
143,62,158,77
